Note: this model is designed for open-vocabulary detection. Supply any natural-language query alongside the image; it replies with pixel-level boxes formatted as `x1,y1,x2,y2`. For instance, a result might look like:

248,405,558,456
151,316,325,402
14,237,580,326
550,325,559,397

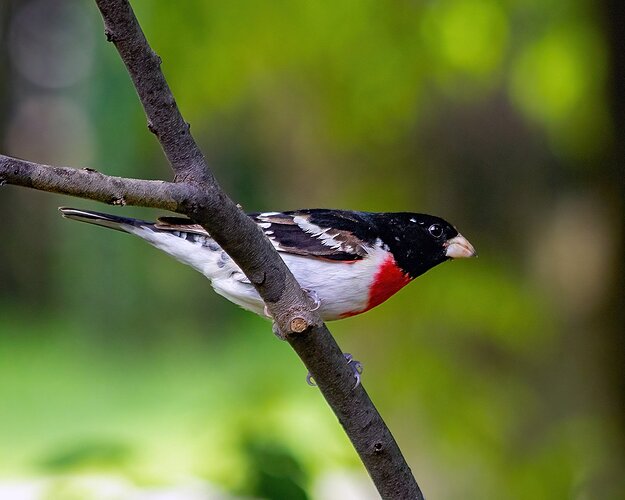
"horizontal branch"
0,154,187,210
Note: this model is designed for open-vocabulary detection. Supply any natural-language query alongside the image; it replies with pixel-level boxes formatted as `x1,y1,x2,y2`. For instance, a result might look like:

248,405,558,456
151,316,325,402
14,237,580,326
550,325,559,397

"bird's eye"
428,224,443,238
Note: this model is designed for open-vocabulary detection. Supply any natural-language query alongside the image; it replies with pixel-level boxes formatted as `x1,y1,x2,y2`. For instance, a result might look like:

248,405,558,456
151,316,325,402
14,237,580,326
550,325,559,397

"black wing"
157,209,377,261
251,209,376,261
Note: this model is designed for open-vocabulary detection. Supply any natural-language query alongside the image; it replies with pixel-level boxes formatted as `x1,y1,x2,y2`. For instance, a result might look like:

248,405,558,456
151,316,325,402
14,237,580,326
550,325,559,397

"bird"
59,207,476,322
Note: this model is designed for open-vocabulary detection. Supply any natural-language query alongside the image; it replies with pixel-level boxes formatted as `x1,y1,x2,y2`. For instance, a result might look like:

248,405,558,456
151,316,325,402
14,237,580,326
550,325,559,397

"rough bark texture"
0,1,424,497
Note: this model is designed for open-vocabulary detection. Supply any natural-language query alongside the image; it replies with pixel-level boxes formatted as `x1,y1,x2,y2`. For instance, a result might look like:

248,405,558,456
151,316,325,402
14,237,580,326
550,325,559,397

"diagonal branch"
96,0,209,184
0,1,425,497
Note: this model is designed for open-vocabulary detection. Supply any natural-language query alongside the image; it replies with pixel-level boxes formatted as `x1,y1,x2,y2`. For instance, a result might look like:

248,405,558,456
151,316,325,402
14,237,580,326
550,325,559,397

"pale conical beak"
444,234,477,259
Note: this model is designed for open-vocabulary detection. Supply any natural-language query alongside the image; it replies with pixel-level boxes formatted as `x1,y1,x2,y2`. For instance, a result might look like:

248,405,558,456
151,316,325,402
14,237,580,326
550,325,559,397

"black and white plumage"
59,207,476,321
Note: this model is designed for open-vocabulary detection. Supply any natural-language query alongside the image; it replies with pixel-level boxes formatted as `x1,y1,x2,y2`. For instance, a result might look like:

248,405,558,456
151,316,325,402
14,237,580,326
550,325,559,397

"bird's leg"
307,353,364,389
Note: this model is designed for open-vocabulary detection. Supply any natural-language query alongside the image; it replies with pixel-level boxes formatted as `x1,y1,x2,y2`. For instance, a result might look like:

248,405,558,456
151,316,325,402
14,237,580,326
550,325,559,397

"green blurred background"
0,0,623,498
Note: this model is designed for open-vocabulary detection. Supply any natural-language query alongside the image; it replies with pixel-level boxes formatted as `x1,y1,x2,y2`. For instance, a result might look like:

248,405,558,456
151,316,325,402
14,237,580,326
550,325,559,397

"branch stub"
289,317,309,334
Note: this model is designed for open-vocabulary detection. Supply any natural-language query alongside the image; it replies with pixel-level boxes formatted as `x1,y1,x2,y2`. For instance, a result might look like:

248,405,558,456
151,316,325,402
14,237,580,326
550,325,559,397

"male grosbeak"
60,207,476,321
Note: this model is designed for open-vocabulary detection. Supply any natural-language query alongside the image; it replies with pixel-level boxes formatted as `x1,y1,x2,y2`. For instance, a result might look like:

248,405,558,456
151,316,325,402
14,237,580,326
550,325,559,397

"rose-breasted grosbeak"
59,208,476,321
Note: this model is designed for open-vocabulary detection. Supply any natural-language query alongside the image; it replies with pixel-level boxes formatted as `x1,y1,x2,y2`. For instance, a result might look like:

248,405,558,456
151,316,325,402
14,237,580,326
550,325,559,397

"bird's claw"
302,288,321,311
344,353,364,389
307,353,363,389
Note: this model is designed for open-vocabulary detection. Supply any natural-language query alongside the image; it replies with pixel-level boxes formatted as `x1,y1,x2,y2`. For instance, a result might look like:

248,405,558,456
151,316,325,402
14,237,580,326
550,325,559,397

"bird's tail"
58,207,231,282
59,207,150,233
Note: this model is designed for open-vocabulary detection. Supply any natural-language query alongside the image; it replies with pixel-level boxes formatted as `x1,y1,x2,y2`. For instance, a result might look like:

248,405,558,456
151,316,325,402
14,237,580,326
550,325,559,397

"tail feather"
58,206,233,282
58,207,150,233
59,207,280,317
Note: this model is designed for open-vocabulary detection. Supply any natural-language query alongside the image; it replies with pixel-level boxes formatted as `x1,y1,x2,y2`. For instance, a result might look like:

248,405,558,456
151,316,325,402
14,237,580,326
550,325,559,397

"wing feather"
252,210,372,261
155,217,209,235
156,210,375,261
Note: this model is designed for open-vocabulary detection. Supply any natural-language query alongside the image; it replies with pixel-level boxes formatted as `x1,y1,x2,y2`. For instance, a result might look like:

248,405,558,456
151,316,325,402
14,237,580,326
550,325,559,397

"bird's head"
373,212,477,279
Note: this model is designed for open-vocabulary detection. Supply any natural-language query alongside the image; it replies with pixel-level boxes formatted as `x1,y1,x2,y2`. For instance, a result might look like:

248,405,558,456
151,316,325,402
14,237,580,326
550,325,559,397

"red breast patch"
341,255,411,318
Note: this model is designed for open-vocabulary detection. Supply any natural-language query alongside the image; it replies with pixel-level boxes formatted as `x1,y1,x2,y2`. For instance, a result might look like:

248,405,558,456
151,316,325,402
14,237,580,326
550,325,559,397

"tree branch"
0,1,425,497
0,155,186,210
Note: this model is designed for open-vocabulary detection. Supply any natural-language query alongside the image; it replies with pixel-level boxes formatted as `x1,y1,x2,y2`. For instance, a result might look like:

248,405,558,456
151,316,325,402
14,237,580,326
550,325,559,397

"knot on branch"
283,304,320,336
104,28,115,42
289,317,309,334
267,301,319,337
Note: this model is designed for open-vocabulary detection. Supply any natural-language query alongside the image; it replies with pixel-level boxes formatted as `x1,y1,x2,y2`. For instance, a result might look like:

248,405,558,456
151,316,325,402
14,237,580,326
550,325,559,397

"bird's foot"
302,288,321,311
307,353,363,389
265,289,319,319
271,320,286,340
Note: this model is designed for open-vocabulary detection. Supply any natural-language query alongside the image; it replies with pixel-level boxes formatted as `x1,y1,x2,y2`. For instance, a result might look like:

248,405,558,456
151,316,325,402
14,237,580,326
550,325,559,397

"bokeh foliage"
0,0,622,498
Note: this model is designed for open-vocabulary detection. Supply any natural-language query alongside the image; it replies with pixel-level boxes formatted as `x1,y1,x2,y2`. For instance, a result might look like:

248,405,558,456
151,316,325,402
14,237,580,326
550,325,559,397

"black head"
371,212,476,279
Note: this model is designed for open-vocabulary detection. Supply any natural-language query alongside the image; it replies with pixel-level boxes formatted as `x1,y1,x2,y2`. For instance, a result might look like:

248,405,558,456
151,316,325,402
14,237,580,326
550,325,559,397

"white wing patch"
253,210,370,259
293,215,348,251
